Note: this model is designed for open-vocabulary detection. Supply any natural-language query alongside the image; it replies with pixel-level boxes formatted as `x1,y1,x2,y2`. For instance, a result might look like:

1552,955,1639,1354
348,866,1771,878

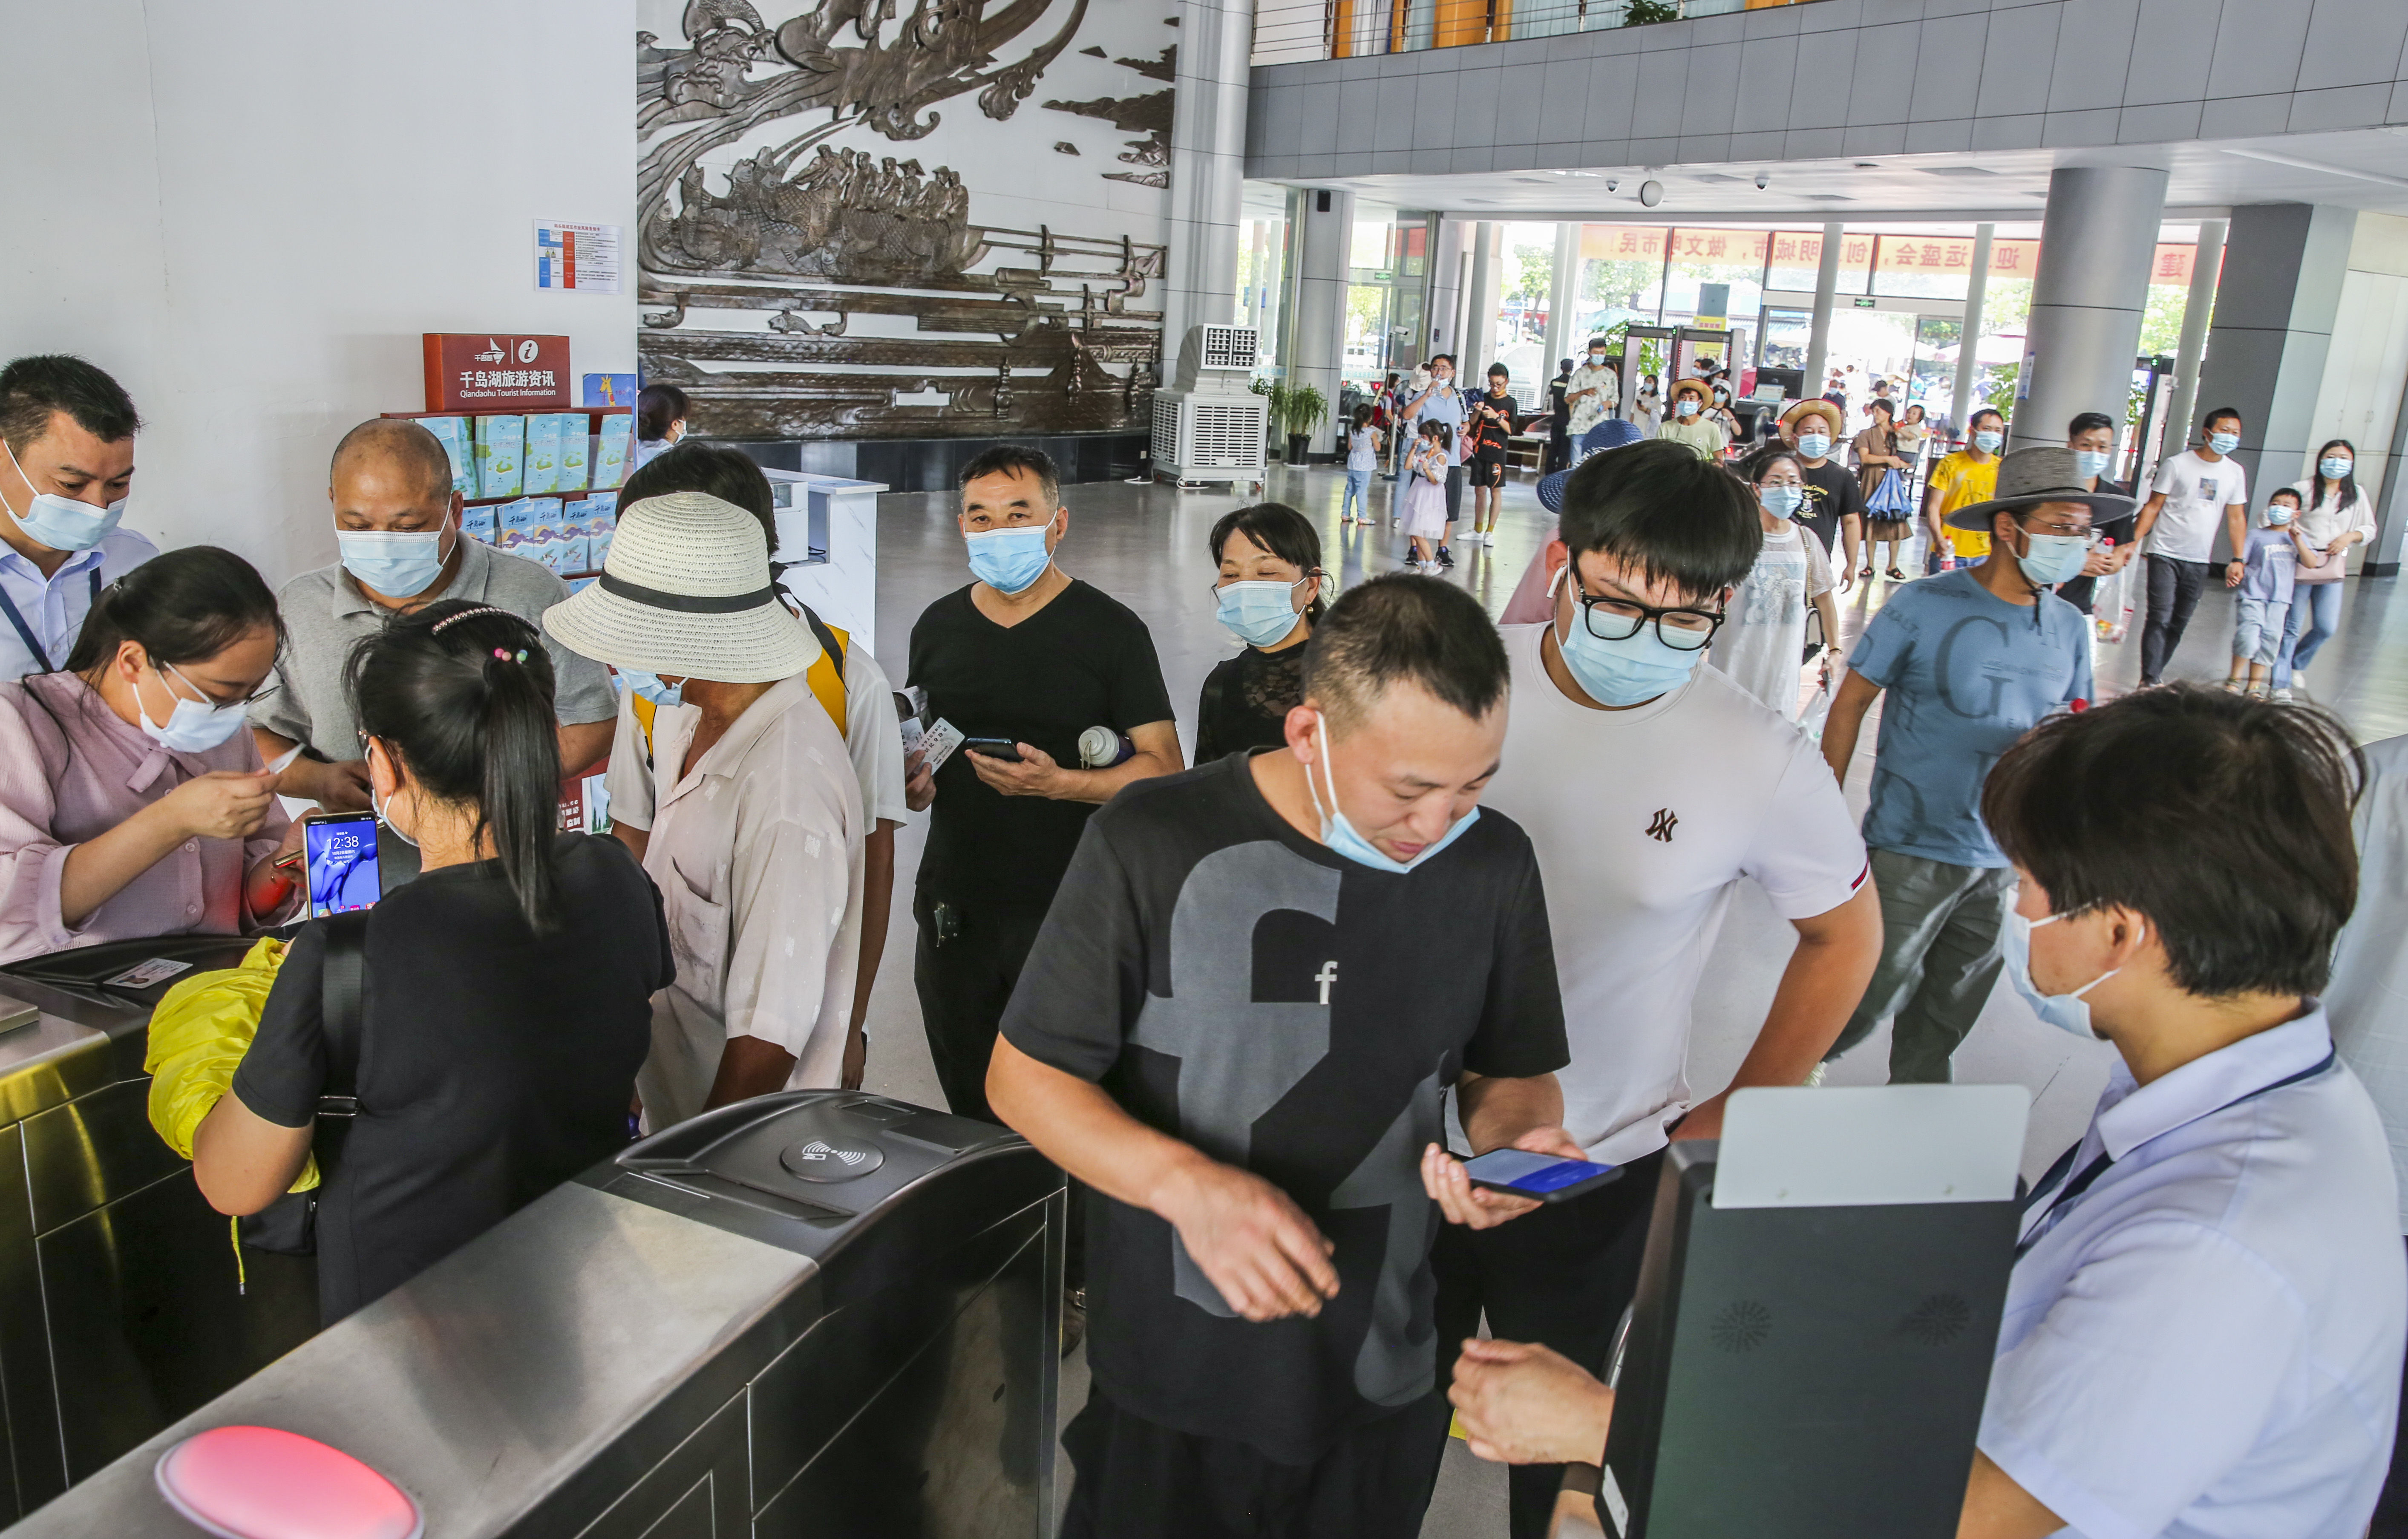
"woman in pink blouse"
0,547,302,964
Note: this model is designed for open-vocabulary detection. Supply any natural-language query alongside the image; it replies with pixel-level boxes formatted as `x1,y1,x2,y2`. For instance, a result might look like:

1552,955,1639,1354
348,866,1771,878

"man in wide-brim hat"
1815,447,2131,1085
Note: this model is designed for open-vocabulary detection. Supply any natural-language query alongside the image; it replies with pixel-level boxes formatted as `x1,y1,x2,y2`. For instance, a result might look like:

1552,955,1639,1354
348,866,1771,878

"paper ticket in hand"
919,718,965,775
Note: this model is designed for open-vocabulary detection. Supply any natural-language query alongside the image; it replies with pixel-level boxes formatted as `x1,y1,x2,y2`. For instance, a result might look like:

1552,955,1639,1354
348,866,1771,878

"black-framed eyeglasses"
1572,584,1725,651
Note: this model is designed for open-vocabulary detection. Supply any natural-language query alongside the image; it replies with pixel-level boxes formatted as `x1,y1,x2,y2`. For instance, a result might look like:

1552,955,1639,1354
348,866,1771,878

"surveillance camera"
1755,172,1769,191
1606,177,1619,193
1638,179,1664,208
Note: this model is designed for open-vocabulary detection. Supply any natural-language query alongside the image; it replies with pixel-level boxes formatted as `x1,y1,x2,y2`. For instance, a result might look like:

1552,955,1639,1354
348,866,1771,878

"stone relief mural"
636,0,1174,441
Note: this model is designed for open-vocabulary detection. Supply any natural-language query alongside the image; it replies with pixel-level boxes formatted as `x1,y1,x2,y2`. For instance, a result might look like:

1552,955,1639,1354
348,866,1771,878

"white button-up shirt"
2329,733,2408,1230
635,671,863,1133
1981,1006,2405,1539
0,528,158,681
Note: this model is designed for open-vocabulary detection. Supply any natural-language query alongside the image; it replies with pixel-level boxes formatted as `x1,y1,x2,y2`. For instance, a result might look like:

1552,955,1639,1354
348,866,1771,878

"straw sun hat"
543,490,816,684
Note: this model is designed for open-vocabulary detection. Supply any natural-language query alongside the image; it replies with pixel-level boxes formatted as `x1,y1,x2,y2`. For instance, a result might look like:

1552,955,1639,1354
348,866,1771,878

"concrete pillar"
1543,221,1580,369
1802,221,1842,398
1289,187,1356,454
1160,0,1256,377
1950,223,1995,441
2372,364,2408,576
2192,204,2358,555
1426,218,1468,361
1464,222,1500,375
2157,218,2227,476
2012,166,2170,455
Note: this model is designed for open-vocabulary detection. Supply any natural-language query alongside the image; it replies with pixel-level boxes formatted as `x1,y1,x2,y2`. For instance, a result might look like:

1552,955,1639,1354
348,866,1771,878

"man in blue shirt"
0,356,157,681
1818,447,2119,1082
1397,355,1467,566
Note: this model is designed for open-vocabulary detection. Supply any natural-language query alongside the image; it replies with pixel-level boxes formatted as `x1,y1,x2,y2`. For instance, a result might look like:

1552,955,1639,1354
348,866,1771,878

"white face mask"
2002,908,2139,1040
134,659,250,753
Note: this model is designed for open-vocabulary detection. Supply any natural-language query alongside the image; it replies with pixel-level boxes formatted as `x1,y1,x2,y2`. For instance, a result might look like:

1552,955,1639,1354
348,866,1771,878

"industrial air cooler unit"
1151,324,1267,487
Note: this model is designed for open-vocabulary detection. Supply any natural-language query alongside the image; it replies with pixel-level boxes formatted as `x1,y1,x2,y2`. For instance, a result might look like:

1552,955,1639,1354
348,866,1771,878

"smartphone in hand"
961,737,1024,763
1461,1148,1622,1204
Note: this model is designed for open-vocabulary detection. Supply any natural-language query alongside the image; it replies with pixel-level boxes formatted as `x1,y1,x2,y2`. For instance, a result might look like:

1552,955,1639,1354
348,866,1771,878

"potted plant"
1281,383,1329,467
1251,377,1287,460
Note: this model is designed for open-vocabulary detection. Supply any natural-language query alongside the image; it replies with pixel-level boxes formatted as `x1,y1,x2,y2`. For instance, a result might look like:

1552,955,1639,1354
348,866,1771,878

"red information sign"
422,334,570,412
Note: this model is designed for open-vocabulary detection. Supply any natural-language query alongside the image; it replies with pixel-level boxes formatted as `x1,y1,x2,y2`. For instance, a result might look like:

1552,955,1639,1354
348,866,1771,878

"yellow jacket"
144,937,318,1192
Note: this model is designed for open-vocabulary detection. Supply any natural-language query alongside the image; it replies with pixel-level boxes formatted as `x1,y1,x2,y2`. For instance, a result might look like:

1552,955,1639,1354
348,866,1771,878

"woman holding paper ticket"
0,546,303,964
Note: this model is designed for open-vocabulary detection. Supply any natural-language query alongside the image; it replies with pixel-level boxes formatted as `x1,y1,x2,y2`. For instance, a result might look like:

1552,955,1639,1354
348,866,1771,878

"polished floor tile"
855,462,2407,1538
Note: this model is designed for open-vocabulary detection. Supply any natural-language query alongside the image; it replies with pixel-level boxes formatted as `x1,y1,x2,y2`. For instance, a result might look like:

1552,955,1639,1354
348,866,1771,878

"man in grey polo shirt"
251,418,616,882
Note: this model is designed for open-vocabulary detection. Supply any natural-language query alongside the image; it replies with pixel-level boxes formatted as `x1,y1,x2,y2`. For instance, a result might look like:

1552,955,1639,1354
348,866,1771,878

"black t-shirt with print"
232,834,671,1324
908,578,1175,914
1798,458,1866,557
1000,752,1568,1457
1193,644,1304,767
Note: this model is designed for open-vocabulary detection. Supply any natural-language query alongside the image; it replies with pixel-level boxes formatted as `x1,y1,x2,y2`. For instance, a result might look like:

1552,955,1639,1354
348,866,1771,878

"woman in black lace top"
1194,502,1327,765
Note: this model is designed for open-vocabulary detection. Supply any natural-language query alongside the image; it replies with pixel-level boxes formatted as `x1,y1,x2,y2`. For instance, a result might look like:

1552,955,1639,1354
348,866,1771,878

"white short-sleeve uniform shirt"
2146,450,2247,563
1983,1008,2405,1539
1480,623,1869,1164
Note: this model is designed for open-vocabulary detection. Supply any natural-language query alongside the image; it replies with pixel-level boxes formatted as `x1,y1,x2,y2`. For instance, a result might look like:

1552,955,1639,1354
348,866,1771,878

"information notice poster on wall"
535,221,622,294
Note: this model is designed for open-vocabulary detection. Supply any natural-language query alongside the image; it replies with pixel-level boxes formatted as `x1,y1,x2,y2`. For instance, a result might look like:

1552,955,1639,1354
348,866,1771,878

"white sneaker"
2271,686,2294,701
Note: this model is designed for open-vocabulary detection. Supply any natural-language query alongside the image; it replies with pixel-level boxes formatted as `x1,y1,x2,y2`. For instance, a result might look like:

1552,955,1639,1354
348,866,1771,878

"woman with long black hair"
2278,438,2377,699
194,599,671,1324
0,546,300,964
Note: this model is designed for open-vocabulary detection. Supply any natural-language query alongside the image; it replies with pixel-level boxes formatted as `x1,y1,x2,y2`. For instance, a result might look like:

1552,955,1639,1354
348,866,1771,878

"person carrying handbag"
192,601,670,1325
1854,400,1914,580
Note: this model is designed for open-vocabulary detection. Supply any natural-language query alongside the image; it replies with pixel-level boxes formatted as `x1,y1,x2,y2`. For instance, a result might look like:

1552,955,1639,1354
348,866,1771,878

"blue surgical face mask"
2072,449,2112,481
2206,431,2239,455
2265,505,2295,527
2002,908,2137,1040
965,519,1055,595
617,669,684,709
1555,570,1704,707
1760,484,1806,519
1675,399,1700,418
2013,525,2091,587
1973,430,2003,454
338,522,452,597
1797,432,1832,460
2320,455,2353,481
1302,713,1480,876
3,436,126,553
1215,577,1310,650
134,659,249,752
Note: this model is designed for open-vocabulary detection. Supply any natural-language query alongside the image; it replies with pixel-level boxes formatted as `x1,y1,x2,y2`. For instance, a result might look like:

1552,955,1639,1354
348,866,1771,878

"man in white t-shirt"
2132,406,2251,686
1438,439,1882,1539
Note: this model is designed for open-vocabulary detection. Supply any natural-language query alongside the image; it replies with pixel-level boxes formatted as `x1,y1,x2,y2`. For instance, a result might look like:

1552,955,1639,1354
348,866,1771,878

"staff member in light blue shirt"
1818,446,2111,1084
0,356,157,682
1447,686,2407,1539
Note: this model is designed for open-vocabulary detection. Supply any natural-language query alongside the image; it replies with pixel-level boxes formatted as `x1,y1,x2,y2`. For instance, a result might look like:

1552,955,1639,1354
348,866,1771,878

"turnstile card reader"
10,1090,1065,1539
1596,1086,2028,1538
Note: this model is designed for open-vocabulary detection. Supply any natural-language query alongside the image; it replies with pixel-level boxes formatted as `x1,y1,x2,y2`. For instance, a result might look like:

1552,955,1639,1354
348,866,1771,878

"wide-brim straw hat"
1780,398,1845,436
544,490,817,684
1944,446,2138,531
1670,377,1714,403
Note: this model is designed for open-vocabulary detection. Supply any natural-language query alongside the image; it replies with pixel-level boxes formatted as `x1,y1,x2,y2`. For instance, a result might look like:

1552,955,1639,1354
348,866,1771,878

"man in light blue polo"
1817,446,2109,1083
0,356,157,681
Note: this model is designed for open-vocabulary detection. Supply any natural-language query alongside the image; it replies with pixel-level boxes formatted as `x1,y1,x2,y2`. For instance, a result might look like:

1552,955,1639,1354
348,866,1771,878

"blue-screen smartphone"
303,811,381,919
1462,1148,1622,1203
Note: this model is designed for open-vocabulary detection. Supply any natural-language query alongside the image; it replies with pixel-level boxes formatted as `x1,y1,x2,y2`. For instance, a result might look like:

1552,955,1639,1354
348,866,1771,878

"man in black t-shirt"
990,575,1576,1539
1780,397,1863,586
2056,409,2136,616
905,445,1181,1127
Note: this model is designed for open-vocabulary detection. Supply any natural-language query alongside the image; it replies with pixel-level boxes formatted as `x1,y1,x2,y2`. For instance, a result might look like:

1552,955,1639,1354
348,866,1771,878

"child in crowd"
1341,404,1382,527
2226,487,2323,698
1401,420,1452,573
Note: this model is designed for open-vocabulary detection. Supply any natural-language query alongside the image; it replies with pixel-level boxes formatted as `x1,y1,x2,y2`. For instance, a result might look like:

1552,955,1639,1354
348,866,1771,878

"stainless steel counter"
0,934,318,1521
11,1089,1064,1538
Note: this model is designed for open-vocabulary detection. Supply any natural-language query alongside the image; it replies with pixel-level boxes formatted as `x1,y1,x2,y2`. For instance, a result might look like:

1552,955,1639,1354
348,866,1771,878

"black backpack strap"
798,602,845,673
315,910,371,1116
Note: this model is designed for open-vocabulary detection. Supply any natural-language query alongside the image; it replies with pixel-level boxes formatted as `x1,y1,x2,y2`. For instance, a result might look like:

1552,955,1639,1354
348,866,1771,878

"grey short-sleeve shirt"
252,538,618,758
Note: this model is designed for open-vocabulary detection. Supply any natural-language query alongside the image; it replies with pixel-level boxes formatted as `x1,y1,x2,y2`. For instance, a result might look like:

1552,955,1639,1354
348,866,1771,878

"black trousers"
1060,1388,1452,1539
1431,1149,1667,1539
1443,464,1463,526
2140,554,2213,684
910,893,1045,1125
2375,1238,2408,1536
